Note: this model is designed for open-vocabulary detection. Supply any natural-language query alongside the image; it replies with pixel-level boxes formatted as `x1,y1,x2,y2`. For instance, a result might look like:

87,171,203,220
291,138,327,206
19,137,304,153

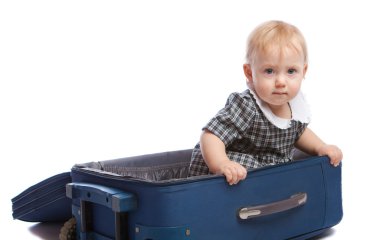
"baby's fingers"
223,168,235,185
330,156,342,167
236,167,247,182
328,148,343,167
225,166,247,185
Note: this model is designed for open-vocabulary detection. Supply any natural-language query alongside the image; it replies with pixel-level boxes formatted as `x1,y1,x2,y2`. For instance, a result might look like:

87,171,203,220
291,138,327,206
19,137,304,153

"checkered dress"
188,89,308,176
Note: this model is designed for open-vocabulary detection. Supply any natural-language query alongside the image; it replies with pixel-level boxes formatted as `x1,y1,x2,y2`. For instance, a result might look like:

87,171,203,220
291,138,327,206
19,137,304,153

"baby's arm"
295,128,343,167
200,130,247,185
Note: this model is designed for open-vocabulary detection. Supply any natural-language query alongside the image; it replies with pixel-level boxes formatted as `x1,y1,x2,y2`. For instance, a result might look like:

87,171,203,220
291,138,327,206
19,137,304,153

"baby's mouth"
273,92,287,95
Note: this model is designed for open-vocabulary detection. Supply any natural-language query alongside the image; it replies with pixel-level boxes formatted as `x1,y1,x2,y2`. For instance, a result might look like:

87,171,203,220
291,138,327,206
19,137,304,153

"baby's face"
250,47,307,109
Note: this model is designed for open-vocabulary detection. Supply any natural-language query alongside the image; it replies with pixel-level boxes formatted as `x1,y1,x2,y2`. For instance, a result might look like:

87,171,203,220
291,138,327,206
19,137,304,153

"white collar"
249,89,311,129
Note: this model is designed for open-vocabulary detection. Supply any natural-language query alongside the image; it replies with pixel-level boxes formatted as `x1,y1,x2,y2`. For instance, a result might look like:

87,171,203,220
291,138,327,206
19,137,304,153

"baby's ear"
303,63,308,78
243,64,253,83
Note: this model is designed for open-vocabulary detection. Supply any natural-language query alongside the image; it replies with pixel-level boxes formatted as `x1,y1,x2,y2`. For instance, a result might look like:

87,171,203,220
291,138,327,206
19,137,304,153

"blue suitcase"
61,149,342,240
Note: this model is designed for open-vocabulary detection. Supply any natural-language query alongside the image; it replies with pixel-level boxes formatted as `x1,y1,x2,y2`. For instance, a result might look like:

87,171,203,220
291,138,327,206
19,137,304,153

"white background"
1,0,379,239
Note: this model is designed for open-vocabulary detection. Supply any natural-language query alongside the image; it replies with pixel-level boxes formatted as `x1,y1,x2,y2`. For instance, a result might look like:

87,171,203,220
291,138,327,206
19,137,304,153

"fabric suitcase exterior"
12,172,72,222
68,149,342,240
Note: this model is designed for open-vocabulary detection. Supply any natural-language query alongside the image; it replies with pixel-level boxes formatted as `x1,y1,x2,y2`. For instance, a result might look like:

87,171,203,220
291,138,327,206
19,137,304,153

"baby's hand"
317,144,343,167
219,161,247,185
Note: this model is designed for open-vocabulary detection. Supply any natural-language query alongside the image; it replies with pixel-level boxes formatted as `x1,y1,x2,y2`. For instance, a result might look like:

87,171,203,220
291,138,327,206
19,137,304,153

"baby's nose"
275,75,287,87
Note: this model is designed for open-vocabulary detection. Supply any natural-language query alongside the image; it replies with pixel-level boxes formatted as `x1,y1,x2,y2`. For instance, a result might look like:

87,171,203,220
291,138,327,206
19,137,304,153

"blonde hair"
245,20,308,65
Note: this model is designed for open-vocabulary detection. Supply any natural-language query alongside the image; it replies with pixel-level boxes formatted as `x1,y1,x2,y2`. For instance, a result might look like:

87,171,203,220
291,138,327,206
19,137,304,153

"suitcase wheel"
59,217,77,240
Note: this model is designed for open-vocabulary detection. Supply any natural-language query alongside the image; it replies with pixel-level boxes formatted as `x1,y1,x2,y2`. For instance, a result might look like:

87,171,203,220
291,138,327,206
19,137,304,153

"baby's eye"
264,68,274,74
288,68,297,74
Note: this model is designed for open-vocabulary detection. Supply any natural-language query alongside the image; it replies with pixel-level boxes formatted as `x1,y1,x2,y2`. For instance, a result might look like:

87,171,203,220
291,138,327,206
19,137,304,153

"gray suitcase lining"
74,149,192,181
73,148,310,182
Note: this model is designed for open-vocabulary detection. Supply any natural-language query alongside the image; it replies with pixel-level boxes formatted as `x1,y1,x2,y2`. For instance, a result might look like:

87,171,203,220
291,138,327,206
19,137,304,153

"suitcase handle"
238,192,307,220
66,183,137,240
66,182,137,212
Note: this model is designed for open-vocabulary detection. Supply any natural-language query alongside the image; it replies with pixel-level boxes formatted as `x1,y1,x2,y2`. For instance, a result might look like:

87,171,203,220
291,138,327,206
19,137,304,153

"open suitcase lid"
11,172,72,222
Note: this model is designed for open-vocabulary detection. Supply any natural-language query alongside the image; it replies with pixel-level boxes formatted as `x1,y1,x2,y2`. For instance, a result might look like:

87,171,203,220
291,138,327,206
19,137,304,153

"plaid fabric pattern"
188,89,308,176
